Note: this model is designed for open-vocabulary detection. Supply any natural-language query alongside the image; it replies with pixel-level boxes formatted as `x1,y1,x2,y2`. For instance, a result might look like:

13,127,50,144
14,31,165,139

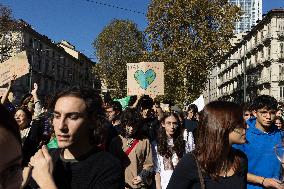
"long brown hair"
157,112,185,158
195,101,245,180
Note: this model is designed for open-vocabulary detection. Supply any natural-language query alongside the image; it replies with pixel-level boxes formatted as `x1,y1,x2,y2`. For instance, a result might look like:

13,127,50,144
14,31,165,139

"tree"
146,0,239,105
0,4,21,63
94,19,146,98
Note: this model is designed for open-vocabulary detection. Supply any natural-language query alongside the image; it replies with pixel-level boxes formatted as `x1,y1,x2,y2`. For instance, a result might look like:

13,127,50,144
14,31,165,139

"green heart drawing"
134,69,156,89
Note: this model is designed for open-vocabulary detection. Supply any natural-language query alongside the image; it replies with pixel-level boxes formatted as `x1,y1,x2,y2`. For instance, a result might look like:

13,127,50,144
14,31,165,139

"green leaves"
146,0,239,105
0,4,21,63
93,19,146,98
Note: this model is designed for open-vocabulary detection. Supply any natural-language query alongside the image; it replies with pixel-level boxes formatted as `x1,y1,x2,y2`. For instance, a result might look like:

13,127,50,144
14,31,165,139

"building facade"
229,0,262,33
216,9,284,104
203,67,218,104
4,21,96,105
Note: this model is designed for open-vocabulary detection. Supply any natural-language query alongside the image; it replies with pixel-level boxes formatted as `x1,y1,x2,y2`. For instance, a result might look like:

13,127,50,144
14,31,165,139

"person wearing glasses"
235,95,283,189
153,112,188,189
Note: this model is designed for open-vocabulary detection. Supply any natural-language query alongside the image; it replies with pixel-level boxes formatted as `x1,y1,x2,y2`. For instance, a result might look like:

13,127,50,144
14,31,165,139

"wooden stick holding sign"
127,62,164,96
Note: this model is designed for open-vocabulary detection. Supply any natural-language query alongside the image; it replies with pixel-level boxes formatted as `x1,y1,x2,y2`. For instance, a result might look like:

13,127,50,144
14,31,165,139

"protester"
242,103,254,121
153,100,164,121
25,87,124,189
0,104,23,189
110,108,153,189
274,116,284,130
186,104,198,121
183,104,198,150
105,100,122,126
136,95,159,143
276,108,283,117
14,83,48,166
167,101,248,189
154,112,188,189
234,95,283,189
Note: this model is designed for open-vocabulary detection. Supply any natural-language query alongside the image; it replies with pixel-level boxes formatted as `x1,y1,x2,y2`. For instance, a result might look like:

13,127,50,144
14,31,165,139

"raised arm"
31,83,43,119
1,75,16,104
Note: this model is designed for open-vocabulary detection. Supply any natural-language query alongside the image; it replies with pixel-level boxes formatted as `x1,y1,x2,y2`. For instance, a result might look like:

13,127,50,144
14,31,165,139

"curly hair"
119,108,143,139
157,112,185,158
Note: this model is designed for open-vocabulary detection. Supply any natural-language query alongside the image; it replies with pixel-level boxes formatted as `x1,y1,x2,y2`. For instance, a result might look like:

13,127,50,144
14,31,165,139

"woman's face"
162,115,178,137
14,110,29,129
276,110,283,117
125,125,137,137
275,119,283,129
0,127,22,189
229,127,246,145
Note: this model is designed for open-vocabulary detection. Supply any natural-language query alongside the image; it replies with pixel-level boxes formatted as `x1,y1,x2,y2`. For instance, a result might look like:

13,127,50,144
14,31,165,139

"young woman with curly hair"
154,112,187,189
167,101,248,189
110,108,153,189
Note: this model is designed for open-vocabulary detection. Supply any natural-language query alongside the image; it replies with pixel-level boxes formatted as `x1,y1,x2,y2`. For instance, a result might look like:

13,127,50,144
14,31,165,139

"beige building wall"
3,21,96,105
216,9,284,104
203,67,218,104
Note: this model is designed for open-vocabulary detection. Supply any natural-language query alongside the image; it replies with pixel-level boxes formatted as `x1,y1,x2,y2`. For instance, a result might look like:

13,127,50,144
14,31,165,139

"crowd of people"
0,81,284,189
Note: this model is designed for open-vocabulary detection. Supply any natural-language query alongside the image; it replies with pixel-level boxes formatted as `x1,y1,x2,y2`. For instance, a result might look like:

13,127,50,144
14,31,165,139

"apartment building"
217,9,284,104
4,20,96,104
229,0,262,33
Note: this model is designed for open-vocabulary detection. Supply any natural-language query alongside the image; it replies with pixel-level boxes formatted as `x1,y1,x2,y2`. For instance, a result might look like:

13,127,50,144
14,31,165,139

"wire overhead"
85,0,146,15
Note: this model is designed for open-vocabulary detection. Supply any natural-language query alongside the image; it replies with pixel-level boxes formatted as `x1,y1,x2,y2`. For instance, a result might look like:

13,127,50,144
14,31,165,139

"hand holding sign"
31,83,39,102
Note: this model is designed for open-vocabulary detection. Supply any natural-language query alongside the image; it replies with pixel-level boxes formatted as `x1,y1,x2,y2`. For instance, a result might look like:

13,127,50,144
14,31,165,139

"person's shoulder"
92,149,120,162
232,148,248,162
179,152,196,167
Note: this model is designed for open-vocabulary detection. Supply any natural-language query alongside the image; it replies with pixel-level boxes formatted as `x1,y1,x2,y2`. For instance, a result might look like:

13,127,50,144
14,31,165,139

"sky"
1,0,284,60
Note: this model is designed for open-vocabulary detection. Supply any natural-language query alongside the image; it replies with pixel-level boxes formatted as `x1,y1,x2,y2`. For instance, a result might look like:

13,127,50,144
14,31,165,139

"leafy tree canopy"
94,19,146,98
0,4,21,63
146,0,239,105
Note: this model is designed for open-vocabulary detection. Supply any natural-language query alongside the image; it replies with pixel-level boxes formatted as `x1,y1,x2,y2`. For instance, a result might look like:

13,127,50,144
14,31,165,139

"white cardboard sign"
127,62,164,96
0,51,30,86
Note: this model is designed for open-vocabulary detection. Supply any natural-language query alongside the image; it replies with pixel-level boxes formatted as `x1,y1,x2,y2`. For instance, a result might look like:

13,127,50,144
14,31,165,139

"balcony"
277,97,284,103
256,40,264,48
278,75,284,82
279,53,284,61
257,77,270,85
262,33,272,43
246,63,256,70
261,57,272,65
278,31,284,40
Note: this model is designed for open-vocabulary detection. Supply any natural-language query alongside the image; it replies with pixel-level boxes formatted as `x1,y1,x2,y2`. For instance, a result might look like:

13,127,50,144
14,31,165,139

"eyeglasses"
258,110,276,117
165,121,178,127
232,128,245,135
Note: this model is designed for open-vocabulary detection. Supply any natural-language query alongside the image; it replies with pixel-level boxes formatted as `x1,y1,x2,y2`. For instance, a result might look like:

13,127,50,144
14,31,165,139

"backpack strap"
124,139,139,156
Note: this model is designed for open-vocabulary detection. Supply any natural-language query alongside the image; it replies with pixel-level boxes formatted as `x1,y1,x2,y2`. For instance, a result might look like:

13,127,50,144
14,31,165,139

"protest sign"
0,51,30,86
127,62,164,96
192,95,205,112
0,88,7,97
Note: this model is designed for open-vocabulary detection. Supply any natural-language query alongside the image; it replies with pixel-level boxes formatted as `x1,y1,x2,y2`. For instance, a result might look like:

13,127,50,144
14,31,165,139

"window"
280,85,284,98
